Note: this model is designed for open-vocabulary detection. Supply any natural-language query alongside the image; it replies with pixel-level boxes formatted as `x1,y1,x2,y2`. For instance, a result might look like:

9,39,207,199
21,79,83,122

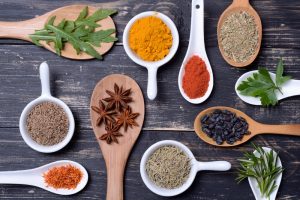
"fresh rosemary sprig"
29,7,118,59
237,144,283,199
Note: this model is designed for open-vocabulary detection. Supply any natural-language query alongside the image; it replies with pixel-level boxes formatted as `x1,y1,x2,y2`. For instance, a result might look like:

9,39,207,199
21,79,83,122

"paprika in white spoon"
178,0,213,104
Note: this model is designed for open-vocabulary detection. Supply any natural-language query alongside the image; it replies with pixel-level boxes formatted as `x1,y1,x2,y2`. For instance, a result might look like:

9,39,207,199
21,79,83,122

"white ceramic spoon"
248,147,282,200
123,11,179,100
178,0,214,104
140,140,231,197
19,62,75,153
235,70,300,105
0,160,88,195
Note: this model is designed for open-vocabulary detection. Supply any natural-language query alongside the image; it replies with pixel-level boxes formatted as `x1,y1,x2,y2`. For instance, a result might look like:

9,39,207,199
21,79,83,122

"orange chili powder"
182,55,210,99
43,164,83,190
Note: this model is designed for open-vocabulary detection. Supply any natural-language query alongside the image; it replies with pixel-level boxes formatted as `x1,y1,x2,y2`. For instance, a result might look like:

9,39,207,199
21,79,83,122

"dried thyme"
146,146,191,189
220,11,259,63
26,102,69,146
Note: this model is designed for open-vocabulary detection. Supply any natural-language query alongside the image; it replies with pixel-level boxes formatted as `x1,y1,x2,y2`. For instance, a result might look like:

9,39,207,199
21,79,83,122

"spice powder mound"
129,16,173,61
220,11,259,63
26,102,69,146
182,55,210,99
43,164,83,189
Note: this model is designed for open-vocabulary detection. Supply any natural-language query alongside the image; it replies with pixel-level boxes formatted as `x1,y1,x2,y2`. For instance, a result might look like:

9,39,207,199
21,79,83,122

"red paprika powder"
182,55,210,99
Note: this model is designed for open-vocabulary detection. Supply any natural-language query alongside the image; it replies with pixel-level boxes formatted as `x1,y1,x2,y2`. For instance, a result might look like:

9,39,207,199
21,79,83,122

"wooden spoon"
194,106,300,147
217,0,262,67
0,5,116,60
90,74,145,200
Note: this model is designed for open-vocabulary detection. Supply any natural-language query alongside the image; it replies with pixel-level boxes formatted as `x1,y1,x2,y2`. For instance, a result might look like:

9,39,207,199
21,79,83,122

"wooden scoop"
90,74,145,200
0,5,116,59
217,0,262,67
194,106,300,147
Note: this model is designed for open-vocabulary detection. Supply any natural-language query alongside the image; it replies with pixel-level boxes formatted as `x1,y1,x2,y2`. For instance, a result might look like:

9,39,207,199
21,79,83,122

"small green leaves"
237,144,283,199
29,7,118,59
237,59,292,106
276,58,291,86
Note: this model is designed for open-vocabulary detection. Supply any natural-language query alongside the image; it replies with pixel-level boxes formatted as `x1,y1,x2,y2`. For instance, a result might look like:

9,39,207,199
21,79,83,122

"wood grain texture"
90,74,145,200
0,0,300,49
0,0,300,199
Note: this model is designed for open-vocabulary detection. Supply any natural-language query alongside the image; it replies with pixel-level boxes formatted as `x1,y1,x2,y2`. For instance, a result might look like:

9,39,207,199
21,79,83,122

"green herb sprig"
237,144,283,199
29,7,118,59
237,59,291,106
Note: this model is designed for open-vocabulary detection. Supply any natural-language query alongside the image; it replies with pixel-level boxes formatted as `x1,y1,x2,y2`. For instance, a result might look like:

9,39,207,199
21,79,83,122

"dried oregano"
220,11,259,63
146,146,191,189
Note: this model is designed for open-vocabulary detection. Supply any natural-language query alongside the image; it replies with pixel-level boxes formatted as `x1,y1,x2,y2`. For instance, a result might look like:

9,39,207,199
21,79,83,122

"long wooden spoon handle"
0,21,34,41
0,15,49,41
232,0,249,6
257,124,300,136
106,163,125,200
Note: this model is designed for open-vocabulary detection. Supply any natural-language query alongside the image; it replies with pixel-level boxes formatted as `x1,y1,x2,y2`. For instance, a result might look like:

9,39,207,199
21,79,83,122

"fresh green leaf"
46,16,56,27
76,6,88,21
82,29,117,46
29,7,118,59
64,21,75,33
75,9,117,29
80,42,102,59
276,58,291,86
236,144,283,199
237,59,293,106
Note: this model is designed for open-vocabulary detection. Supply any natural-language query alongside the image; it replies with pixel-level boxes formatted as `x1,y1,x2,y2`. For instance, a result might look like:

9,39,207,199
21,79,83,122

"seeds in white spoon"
26,102,69,146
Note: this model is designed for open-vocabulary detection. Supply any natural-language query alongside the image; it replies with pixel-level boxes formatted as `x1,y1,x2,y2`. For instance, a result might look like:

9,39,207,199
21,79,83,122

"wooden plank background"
0,0,300,199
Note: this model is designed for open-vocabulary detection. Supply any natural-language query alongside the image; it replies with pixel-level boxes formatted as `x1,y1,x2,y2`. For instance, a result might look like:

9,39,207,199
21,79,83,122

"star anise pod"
116,107,139,132
91,100,116,126
100,122,122,144
103,83,132,111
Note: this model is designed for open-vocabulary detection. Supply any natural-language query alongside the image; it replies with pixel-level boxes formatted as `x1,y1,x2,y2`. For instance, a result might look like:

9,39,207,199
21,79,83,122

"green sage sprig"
29,7,118,59
237,144,283,199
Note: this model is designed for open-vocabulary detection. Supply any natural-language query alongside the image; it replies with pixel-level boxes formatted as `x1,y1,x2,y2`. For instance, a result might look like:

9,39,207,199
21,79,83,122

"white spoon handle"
189,0,205,53
40,61,51,96
0,170,39,186
280,79,300,98
196,161,231,171
147,67,158,100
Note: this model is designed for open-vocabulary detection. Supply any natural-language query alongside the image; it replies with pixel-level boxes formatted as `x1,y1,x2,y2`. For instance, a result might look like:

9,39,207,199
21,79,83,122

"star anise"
116,106,139,132
103,83,132,111
91,100,116,126
100,122,122,144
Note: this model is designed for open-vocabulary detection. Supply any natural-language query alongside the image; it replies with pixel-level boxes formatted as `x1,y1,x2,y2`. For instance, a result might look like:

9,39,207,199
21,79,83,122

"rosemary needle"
236,144,283,199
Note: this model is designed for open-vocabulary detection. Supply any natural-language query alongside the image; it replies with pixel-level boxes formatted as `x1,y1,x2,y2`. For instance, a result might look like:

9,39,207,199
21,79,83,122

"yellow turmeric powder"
129,16,173,61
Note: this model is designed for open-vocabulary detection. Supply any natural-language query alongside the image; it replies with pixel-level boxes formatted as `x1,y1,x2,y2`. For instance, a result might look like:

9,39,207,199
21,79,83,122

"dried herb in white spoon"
146,145,191,189
29,7,118,59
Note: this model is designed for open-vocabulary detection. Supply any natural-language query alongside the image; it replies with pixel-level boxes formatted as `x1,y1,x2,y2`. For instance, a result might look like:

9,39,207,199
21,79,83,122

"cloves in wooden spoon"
0,5,116,60
194,106,300,147
217,0,262,67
